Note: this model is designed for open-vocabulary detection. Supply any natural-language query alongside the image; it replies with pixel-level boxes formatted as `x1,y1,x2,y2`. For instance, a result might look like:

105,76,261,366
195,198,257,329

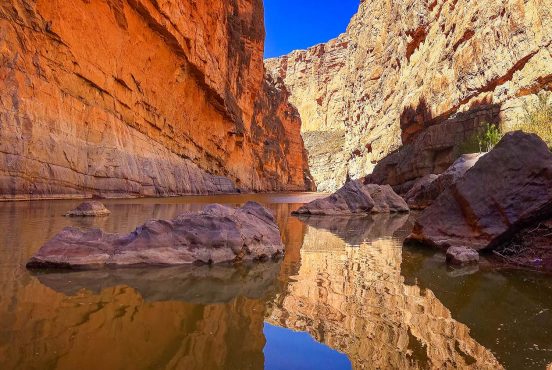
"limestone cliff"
0,0,313,199
266,0,552,192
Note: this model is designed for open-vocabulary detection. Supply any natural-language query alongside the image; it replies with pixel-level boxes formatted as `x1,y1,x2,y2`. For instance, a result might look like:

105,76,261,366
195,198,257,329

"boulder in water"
65,201,111,217
28,202,283,269
408,132,552,251
293,180,409,216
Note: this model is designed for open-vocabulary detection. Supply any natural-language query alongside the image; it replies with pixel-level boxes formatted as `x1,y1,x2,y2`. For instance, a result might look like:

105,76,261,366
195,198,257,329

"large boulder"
65,201,111,217
292,180,409,216
408,132,552,250
27,202,284,269
404,153,484,209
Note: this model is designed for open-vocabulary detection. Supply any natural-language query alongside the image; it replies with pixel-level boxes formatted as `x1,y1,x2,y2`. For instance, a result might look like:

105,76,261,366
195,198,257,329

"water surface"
0,194,551,369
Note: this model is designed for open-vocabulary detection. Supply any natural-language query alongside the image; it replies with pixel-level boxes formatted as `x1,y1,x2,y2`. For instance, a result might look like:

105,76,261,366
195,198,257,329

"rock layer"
409,132,552,251
27,202,284,268
0,0,313,199
266,0,552,191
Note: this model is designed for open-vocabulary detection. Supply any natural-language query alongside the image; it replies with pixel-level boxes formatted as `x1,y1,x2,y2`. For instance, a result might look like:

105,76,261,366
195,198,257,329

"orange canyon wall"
0,0,314,199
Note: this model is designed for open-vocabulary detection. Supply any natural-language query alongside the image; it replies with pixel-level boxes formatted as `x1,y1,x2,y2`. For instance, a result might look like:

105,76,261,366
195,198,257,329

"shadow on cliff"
370,97,503,189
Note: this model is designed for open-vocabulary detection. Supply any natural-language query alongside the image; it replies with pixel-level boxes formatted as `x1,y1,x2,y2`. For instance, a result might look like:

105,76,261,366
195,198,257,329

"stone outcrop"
292,180,409,216
0,0,313,200
408,132,552,251
65,201,111,217
404,153,484,209
266,0,552,191
27,202,284,268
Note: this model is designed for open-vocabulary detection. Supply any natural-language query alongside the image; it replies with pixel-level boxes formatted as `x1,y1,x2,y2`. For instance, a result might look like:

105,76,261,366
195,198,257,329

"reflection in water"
33,263,281,304
268,214,502,369
0,195,312,370
0,195,551,369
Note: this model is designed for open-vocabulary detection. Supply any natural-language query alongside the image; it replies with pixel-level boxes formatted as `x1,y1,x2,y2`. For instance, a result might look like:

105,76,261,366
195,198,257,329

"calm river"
0,194,551,369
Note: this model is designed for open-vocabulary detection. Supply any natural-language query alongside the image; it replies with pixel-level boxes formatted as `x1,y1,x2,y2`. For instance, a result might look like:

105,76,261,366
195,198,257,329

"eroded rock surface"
409,132,552,251
293,180,409,216
27,202,284,269
267,0,552,191
0,0,312,199
404,153,484,209
65,201,111,217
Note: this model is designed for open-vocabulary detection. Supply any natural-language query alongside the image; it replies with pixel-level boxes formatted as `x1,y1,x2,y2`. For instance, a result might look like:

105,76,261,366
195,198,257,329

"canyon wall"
266,0,552,192
0,0,313,200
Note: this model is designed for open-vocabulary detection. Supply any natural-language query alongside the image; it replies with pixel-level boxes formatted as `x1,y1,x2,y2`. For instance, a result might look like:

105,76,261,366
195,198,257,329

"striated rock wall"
0,0,313,199
266,0,552,191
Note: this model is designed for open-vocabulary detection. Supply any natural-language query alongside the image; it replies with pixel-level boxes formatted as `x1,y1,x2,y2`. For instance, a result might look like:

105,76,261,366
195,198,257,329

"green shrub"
459,122,503,154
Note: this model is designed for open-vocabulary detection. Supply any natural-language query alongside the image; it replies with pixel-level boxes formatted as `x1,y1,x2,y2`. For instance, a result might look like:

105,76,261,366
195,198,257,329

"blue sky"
264,0,360,59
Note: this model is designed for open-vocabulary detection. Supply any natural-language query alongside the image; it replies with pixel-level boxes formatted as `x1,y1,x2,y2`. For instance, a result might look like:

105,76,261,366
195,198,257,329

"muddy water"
0,194,550,369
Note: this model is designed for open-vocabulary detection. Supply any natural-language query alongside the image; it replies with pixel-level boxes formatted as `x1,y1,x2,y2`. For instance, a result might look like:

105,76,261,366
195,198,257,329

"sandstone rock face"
293,180,409,216
409,132,552,251
404,153,484,209
0,0,312,199
266,0,552,191
27,202,284,268
65,201,111,217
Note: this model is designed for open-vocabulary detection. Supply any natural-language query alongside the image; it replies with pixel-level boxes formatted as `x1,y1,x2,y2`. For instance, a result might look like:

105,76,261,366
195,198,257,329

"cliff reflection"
268,214,503,369
0,265,275,370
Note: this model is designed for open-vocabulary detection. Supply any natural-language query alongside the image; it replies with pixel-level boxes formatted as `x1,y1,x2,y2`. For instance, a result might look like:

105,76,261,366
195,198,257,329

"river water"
0,194,551,369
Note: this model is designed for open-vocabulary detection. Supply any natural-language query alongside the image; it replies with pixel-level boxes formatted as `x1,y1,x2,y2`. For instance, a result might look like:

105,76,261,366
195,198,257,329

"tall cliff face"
0,0,313,199
266,0,552,192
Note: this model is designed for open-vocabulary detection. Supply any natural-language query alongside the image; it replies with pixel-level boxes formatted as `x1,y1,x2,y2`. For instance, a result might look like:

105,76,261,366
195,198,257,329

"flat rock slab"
28,202,284,269
293,180,409,216
65,201,111,217
408,132,552,251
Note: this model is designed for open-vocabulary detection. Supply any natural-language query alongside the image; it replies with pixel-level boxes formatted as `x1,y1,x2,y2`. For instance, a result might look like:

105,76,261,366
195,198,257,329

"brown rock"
65,201,111,217
293,180,409,216
408,132,552,250
446,247,480,266
267,0,552,191
27,202,284,269
405,153,484,209
0,0,312,199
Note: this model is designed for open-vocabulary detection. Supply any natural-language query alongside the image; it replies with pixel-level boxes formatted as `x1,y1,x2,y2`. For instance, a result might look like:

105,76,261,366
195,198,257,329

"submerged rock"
405,153,484,209
292,180,409,216
446,247,480,266
28,202,284,269
408,132,552,251
65,201,111,217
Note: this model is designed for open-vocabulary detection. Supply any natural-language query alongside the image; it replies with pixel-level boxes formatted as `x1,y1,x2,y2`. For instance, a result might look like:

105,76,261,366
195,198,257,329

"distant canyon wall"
0,0,313,199
266,0,552,192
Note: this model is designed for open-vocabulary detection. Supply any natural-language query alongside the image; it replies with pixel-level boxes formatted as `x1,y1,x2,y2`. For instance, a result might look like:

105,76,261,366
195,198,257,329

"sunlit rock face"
266,0,552,191
0,0,313,199
267,215,503,369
